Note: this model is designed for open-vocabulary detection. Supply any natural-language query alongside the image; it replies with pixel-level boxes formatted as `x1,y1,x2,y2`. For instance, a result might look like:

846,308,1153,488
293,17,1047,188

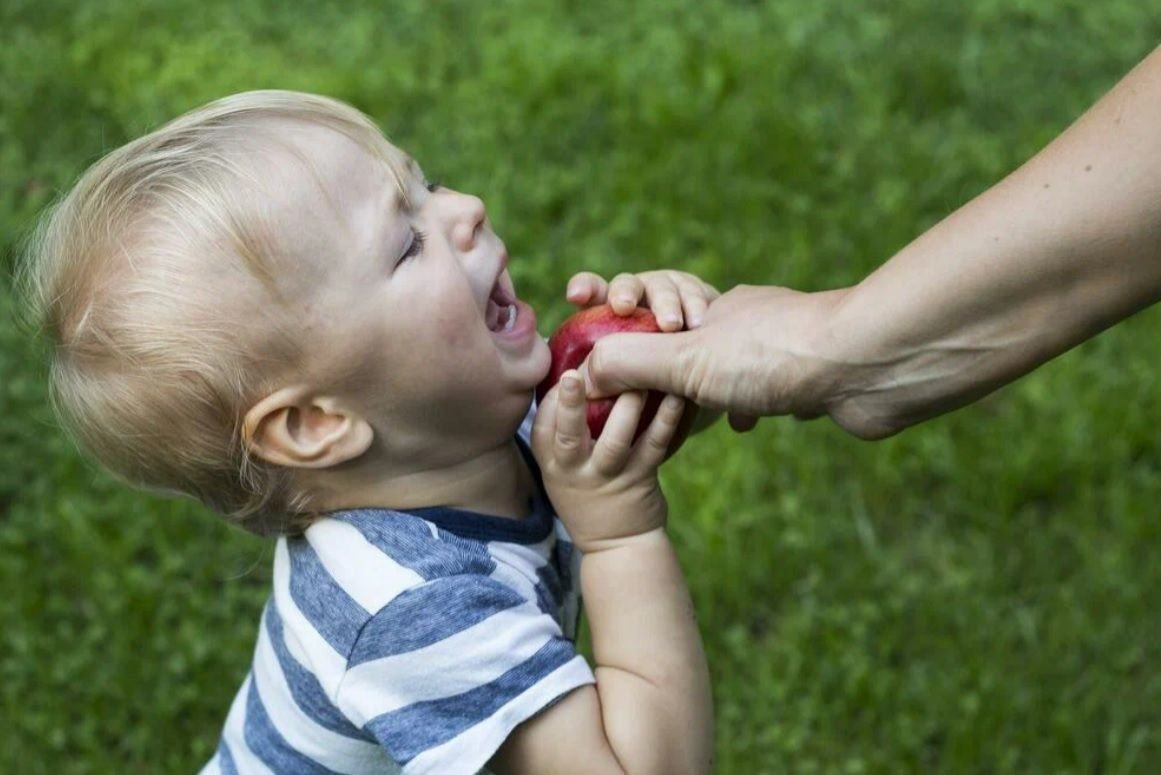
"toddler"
21,90,715,773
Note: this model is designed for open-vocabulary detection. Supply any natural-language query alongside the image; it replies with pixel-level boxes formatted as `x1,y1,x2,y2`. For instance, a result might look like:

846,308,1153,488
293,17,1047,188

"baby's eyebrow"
404,155,424,179
389,183,410,217
387,155,424,215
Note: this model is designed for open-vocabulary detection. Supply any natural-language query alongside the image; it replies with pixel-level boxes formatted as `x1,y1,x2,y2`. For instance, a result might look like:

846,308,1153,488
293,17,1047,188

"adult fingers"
727,412,760,433
581,329,695,400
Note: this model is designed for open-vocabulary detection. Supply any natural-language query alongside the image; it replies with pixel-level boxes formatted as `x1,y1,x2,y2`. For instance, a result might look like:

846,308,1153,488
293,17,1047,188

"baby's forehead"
263,119,413,192
248,120,420,232
215,120,415,284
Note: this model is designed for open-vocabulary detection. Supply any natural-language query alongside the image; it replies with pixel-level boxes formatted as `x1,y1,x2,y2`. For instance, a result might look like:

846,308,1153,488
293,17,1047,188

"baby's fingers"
632,395,686,468
676,274,718,329
565,272,609,307
606,273,645,315
591,391,646,475
531,385,560,459
553,371,590,465
641,275,684,332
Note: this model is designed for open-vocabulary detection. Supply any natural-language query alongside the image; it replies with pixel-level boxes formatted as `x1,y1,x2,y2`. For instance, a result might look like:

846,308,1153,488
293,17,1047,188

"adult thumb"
580,329,693,399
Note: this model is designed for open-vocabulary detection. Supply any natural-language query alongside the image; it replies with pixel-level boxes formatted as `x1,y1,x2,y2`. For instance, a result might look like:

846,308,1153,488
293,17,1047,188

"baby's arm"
491,374,713,774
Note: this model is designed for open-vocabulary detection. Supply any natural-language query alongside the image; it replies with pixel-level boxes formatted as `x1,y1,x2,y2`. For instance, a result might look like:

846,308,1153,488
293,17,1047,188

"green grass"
3,1,1160,771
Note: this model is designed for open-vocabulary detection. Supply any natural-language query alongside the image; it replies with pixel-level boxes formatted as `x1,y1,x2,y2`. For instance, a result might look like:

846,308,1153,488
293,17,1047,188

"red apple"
536,305,696,452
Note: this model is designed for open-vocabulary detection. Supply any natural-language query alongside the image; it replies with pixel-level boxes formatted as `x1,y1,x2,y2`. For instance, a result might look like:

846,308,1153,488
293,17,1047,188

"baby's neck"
315,439,536,520
410,440,536,518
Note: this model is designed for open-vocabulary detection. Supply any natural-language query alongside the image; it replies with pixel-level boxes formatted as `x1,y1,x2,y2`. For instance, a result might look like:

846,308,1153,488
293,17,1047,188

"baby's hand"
565,270,719,332
532,370,686,552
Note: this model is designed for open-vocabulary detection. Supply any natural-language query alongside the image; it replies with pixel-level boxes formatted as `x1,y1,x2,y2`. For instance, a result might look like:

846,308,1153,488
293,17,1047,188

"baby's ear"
243,387,373,469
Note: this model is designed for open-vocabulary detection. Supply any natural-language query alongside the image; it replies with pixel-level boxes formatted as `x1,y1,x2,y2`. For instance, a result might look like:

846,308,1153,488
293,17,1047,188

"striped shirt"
199,431,592,774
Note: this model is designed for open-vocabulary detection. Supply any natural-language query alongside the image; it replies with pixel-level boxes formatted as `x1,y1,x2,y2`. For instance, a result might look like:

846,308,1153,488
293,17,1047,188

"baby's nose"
449,192,487,251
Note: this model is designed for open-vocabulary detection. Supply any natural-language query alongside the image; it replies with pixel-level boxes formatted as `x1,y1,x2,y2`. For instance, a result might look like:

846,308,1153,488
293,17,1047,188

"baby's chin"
529,336,553,382
500,334,551,386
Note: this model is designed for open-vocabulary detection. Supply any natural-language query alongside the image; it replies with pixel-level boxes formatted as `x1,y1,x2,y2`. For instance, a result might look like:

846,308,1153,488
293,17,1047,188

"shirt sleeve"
333,573,595,774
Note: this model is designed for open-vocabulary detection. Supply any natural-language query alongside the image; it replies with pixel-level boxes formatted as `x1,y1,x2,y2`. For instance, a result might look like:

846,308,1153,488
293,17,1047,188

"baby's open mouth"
486,281,518,332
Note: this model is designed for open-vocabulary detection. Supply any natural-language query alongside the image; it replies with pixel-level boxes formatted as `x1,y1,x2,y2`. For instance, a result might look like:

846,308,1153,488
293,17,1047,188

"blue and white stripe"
201,484,589,773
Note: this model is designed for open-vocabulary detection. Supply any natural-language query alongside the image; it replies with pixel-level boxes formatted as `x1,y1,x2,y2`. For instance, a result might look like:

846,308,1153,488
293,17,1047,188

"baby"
21,90,715,773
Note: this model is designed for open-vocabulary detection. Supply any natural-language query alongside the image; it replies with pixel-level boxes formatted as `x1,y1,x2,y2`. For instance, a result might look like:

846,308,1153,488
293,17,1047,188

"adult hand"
580,284,852,434
587,46,1161,440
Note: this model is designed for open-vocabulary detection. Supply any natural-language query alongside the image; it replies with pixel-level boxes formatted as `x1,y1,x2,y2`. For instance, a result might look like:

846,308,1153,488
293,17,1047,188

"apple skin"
536,305,696,451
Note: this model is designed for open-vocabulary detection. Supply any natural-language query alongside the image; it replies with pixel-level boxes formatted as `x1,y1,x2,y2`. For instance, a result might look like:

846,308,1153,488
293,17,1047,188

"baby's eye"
400,229,426,261
425,180,442,193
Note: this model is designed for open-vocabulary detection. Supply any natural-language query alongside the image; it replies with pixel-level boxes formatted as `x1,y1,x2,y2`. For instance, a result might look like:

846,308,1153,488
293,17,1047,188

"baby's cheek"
430,305,477,350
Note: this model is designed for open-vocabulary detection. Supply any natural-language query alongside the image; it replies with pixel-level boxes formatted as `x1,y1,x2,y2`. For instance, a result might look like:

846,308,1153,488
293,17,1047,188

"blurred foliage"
2,0,1160,772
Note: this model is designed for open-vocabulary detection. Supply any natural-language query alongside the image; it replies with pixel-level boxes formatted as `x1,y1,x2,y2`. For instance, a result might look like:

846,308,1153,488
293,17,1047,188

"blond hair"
20,90,406,535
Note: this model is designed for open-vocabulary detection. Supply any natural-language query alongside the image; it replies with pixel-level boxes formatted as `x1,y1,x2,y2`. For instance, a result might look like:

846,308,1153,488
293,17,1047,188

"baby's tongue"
486,298,503,331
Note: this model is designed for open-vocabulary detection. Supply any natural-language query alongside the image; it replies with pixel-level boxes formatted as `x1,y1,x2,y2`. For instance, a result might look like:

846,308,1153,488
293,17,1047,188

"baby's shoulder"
275,510,503,669
302,509,498,588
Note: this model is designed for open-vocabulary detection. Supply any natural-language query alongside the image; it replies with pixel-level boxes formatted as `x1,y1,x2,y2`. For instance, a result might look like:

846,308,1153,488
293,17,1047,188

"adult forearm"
581,529,713,773
820,44,1161,437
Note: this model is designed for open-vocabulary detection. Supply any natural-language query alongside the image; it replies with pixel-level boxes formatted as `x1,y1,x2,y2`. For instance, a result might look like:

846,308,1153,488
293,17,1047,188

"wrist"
806,285,912,439
800,287,860,402
575,524,669,556
549,483,668,553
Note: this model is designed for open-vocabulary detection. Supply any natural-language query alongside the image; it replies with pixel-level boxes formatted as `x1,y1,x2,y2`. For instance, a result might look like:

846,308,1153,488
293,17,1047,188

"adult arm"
583,44,1161,439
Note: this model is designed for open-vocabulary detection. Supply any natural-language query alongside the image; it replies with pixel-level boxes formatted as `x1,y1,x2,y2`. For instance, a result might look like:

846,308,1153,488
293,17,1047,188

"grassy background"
3,1,1160,771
